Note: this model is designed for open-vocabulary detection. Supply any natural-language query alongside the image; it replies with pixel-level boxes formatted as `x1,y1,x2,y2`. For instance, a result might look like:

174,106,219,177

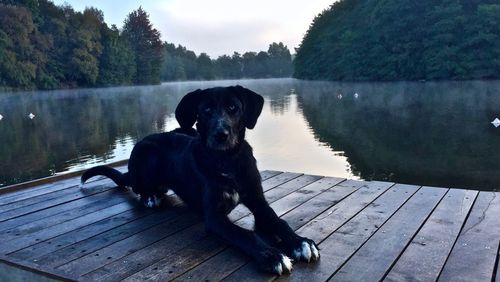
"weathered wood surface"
0,168,498,282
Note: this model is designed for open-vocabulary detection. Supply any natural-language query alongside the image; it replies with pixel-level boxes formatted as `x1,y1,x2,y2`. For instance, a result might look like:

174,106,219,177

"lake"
0,78,499,191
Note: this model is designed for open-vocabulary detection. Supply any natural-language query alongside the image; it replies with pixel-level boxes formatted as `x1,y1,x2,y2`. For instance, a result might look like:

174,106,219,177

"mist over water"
0,78,499,191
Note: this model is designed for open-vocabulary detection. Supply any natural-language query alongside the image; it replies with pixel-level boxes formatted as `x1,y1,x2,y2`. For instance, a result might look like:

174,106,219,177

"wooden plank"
9,207,153,261
0,258,75,282
261,172,302,191
0,179,121,222
0,201,135,254
385,189,477,282
279,184,419,282
0,160,128,195
330,186,447,281
438,191,500,282
80,174,322,281
259,170,282,181
149,179,381,282
264,177,345,223
161,177,349,282
0,169,269,208
170,249,247,282
227,174,321,222
235,176,339,230
0,176,117,214
78,223,209,281
130,236,227,282
280,179,362,231
0,171,278,234
0,176,100,206
1,169,497,282
56,213,201,278
296,180,394,243
1,189,130,236
37,205,192,268
0,166,127,206
0,187,127,232
254,175,323,213
231,184,419,282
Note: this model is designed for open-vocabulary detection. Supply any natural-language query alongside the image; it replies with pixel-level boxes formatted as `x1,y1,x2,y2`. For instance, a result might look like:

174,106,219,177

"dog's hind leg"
152,185,170,207
129,142,165,208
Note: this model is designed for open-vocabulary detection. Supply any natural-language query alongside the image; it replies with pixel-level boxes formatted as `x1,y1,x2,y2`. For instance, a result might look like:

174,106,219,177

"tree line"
294,0,500,81
0,0,293,90
161,42,292,81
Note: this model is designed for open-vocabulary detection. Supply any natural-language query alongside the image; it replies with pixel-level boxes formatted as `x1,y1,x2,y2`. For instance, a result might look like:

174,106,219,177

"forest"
294,0,500,81
0,0,293,90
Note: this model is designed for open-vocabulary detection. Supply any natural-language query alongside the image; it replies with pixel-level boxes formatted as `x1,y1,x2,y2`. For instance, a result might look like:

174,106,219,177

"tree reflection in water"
0,79,499,191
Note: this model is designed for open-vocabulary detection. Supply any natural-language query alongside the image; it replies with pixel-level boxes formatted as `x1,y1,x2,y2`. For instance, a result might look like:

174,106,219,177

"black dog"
80,86,319,274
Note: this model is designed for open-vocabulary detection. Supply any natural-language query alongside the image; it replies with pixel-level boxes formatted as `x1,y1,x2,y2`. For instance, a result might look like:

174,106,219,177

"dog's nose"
215,130,229,143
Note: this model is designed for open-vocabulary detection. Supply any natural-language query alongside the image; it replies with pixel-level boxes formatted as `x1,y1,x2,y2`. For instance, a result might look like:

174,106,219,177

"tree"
0,4,37,88
122,7,163,85
160,43,186,81
267,42,293,77
196,53,214,80
66,7,103,85
98,24,135,85
294,0,500,81
213,52,242,79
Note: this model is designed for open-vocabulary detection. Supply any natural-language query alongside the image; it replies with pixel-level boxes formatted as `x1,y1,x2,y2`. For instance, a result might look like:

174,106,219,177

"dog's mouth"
207,132,239,151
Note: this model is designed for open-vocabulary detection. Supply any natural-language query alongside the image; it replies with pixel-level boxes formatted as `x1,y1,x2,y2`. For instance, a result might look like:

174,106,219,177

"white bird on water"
0,114,3,121
354,92,359,99
28,113,35,120
492,118,500,128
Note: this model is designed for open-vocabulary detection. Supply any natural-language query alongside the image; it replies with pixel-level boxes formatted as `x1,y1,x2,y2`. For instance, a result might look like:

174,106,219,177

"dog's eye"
227,105,237,113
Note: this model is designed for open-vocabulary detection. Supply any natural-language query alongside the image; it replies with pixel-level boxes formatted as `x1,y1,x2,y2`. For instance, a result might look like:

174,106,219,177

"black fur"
80,85,319,274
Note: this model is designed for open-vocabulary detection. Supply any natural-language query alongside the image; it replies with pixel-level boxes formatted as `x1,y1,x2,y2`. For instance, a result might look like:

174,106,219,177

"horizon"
51,0,334,58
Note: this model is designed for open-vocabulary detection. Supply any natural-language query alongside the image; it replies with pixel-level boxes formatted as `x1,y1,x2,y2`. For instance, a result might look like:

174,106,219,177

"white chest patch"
223,190,240,205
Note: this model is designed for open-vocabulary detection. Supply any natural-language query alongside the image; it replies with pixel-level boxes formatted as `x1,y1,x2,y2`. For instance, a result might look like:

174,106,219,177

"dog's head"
175,86,264,151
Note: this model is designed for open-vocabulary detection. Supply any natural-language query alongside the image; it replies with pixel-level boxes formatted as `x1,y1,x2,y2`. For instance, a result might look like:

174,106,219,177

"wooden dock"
0,167,498,281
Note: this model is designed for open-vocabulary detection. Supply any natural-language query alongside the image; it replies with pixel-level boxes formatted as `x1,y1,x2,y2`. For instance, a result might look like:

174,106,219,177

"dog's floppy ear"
175,89,203,128
234,85,264,129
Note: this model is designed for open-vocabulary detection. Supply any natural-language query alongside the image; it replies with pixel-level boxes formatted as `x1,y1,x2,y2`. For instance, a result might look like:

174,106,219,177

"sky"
51,0,334,58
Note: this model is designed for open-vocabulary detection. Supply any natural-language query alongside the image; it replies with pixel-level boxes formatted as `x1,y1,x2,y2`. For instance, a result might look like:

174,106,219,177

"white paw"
79,182,84,189
293,241,320,262
273,254,293,275
311,243,319,259
145,197,154,208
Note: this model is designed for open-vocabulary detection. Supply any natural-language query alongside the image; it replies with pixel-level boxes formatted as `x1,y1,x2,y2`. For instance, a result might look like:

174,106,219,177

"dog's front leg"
203,197,293,275
244,195,320,263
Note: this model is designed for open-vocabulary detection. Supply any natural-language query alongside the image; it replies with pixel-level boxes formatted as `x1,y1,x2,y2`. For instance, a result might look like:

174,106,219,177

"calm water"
0,78,499,191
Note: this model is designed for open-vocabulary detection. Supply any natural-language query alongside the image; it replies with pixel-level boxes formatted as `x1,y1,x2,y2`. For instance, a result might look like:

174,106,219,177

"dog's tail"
80,166,129,188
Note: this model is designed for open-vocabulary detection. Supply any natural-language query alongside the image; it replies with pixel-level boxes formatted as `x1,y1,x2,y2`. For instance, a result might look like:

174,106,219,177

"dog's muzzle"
208,123,238,151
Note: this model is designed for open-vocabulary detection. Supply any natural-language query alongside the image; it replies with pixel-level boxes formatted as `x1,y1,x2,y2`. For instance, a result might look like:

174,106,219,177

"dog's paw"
273,254,293,275
145,197,155,208
258,247,293,275
141,195,165,208
292,239,320,262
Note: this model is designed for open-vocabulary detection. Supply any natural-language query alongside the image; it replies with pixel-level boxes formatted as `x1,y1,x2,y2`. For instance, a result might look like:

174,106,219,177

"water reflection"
0,79,354,187
0,78,499,191
295,80,500,191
